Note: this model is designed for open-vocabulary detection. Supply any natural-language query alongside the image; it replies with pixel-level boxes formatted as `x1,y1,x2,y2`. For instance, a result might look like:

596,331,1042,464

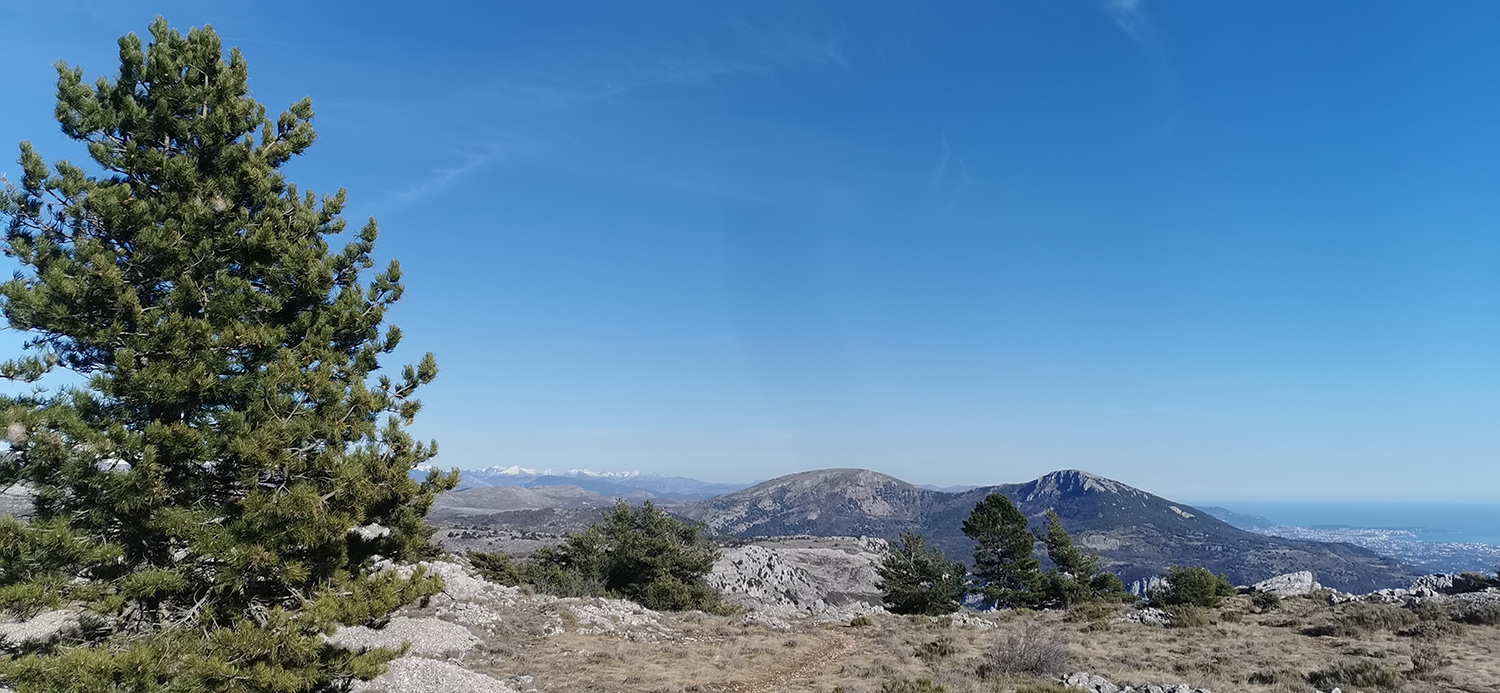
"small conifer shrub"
474,501,732,613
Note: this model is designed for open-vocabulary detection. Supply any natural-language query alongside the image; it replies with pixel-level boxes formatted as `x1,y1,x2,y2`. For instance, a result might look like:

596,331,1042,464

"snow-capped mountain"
412,464,749,500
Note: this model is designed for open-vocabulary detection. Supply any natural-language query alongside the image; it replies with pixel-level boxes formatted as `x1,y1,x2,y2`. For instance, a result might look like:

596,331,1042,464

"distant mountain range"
680,469,1414,592
414,465,750,500
430,466,1416,592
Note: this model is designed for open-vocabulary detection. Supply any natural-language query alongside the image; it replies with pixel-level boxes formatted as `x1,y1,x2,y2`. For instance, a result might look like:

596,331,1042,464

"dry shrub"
850,615,874,627
1305,601,1417,637
1410,641,1449,679
1400,619,1464,640
1454,600,1500,626
1066,600,1122,623
881,677,946,693
977,622,1073,678
1305,659,1404,690
1164,604,1211,628
1247,668,1301,684
916,636,957,662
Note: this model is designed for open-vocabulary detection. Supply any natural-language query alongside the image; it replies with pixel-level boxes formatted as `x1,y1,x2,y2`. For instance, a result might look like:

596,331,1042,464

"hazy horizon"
4,1,1499,502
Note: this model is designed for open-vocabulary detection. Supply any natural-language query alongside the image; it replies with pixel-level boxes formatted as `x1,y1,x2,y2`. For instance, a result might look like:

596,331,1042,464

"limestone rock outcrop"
1248,570,1321,597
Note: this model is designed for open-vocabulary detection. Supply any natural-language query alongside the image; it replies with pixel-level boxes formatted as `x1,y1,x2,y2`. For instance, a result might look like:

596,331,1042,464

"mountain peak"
1021,469,1143,501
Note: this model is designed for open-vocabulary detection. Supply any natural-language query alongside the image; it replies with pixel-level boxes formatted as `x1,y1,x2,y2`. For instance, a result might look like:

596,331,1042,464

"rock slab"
1249,571,1321,597
351,658,519,693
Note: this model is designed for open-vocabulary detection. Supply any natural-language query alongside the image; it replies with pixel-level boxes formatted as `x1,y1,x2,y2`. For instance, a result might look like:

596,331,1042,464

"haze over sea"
1204,501,1500,548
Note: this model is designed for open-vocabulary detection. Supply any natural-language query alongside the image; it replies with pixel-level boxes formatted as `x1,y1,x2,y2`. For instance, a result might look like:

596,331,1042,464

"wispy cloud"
382,150,495,211
1104,0,1159,55
1102,0,1179,133
928,133,970,218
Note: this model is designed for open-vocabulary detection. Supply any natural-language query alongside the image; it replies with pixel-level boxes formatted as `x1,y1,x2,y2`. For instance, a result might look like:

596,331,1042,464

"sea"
1193,501,1500,573
1211,502,1500,547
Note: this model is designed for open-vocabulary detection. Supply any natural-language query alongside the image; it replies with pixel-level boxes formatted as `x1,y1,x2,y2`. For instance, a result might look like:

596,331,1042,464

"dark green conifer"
875,532,967,616
1034,508,1128,607
962,493,1039,606
0,18,457,691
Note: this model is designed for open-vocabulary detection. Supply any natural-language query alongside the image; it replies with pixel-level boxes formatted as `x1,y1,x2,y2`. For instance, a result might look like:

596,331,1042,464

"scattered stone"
327,617,481,659
1114,607,1172,626
0,610,82,649
947,611,997,630
501,674,541,693
1061,672,1212,693
350,523,392,541
351,657,519,693
566,598,665,637
1249,571,1321,597
1063,672,1119,693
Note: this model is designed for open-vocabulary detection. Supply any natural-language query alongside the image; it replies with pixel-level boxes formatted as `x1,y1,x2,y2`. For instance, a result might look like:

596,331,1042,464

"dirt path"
726,628,858,693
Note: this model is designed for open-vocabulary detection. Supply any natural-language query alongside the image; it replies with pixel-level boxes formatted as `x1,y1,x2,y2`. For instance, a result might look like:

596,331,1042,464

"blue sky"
2,1,1499,501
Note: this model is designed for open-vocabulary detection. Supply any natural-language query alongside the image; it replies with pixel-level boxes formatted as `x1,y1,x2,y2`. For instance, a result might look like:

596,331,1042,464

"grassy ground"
454,592,1499,693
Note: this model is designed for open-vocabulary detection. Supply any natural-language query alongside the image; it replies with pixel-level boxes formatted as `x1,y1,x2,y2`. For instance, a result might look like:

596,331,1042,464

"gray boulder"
0,610,82,649
327,617,481,659
1249,571,1321,597
1114,607,1172,626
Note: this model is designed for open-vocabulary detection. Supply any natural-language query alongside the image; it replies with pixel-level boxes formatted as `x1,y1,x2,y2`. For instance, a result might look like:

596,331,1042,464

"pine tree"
875,532,967,616
1040,508,1097,579
529,500,729,612
962,493,1039,606
1033,509,1129,608
0,18,457,691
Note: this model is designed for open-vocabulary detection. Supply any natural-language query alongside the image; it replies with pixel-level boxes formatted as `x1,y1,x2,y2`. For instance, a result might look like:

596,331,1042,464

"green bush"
876,532,967,616
1251,591,1282,612
1151,566,1236,608
472,501,731,613
467,551,523,586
